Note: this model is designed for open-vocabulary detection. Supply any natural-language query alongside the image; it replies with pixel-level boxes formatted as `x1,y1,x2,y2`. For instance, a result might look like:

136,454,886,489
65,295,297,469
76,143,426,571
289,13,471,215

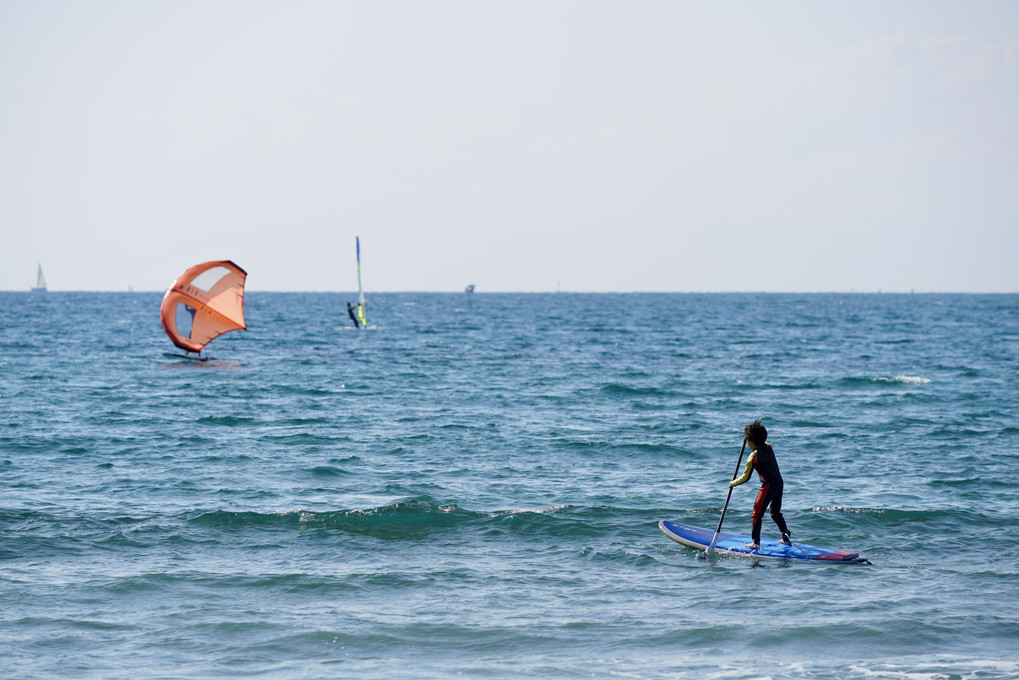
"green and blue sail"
356,237,367,328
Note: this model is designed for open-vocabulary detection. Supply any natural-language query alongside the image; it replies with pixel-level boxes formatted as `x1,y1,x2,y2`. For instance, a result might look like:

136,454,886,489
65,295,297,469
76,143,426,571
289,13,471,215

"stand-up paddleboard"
659,520,870,564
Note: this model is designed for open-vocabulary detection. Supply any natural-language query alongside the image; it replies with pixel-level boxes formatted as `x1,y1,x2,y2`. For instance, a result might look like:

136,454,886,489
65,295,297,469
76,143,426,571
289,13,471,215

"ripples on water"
1,292,1017,679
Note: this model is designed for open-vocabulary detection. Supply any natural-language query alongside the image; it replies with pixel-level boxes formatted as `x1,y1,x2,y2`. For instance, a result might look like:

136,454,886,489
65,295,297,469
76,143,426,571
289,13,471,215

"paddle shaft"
706,438,748,556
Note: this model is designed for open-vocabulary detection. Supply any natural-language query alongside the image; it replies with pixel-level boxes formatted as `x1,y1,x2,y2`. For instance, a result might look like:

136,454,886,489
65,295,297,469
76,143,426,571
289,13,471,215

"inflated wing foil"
160,260,247,352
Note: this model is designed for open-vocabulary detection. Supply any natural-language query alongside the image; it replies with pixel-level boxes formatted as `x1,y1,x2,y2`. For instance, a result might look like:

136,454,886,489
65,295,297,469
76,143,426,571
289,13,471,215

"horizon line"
2,289,1016,295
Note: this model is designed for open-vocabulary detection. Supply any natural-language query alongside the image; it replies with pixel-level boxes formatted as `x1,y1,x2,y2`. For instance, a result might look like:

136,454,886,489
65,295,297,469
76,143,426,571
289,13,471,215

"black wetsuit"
731,442,790,544
346,303,360,328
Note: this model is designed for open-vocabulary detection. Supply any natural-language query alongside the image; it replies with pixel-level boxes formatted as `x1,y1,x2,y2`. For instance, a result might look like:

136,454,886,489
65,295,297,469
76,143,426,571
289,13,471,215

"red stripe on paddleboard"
814,552,860,561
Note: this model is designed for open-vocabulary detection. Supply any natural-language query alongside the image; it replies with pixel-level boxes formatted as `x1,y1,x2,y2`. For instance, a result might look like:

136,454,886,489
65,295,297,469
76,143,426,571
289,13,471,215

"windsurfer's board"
163,352,209,362
659,520,870,564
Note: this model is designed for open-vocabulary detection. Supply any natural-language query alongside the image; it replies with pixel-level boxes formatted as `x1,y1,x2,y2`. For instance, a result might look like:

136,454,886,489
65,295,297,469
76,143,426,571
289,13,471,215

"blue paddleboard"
659,520,870,564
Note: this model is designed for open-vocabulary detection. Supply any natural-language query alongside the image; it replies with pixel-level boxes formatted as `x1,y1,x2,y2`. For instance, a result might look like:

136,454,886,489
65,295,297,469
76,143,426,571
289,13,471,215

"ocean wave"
503,504,569,515
308,465,352,478
260,432,337,445
485,504,655,539
596,383,673,397
191,499,486,539
280,417,333,426
604,442,693,457
808,506,1008,530
879,375,932,385
842,375,932,386
271,384,336,397
195,415,257,426
186,500,653,541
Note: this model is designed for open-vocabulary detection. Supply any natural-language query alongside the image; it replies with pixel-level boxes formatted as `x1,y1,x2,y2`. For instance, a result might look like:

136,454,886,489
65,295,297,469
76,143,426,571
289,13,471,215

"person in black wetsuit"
728,419,792,549
346,302,360,328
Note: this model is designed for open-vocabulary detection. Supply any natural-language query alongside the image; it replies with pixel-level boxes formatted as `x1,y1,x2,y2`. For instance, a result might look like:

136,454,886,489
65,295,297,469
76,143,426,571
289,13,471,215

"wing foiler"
160,260,248,354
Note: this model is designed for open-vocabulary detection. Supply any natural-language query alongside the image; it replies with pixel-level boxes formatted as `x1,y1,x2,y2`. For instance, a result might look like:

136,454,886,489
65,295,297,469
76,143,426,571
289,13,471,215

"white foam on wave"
849,659,1019,680
875,375,932,384
810,506,878,514
507,504,569,515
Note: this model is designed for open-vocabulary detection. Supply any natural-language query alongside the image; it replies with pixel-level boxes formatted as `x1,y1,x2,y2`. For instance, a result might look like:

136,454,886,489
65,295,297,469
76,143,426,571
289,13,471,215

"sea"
1,291,1017,680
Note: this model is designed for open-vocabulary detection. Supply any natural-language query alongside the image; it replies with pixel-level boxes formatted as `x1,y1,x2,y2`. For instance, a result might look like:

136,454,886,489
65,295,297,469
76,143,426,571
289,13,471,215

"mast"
356,237,367,328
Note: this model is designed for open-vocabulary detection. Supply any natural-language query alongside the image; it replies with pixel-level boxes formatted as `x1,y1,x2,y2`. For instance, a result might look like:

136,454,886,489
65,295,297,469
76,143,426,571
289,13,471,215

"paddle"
704,438,748,557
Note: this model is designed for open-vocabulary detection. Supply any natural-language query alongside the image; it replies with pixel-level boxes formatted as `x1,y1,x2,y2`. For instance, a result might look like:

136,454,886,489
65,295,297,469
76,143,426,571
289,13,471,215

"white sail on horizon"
32,264,47,292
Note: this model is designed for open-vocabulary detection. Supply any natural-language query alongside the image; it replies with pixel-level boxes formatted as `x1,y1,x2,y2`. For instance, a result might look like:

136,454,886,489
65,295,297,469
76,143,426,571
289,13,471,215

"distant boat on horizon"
464,284,475,294
31,264,47,292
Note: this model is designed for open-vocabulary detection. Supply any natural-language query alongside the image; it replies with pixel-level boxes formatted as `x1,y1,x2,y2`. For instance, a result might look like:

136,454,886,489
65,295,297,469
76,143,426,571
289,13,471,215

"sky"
1,1,1017,293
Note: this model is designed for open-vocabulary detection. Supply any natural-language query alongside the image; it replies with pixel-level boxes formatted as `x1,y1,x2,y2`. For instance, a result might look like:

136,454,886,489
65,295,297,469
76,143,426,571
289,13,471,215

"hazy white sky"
2,1,1017,292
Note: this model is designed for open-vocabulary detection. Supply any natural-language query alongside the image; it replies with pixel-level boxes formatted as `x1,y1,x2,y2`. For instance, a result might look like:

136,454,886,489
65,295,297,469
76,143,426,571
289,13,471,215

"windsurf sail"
32,264,47,292
159,260,247,353
355,237,367,328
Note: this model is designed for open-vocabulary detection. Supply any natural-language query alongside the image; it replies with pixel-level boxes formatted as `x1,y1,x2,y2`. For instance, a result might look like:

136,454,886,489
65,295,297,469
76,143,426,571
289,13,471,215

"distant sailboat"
159,260,247,361
355,237,367,328
31,264,47,292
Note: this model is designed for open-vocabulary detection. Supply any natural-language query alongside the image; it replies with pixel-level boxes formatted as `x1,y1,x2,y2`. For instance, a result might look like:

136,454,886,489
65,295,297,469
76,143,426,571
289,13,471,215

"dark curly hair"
744,419,767,444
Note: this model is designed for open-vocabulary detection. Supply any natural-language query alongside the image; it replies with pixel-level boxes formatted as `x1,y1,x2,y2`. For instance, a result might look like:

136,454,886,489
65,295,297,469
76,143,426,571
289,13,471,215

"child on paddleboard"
728,419,792,549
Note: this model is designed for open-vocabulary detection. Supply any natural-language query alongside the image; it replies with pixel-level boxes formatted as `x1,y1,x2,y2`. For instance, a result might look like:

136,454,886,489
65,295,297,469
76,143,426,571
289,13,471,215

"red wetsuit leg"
752,482,770,524
751,482,770,544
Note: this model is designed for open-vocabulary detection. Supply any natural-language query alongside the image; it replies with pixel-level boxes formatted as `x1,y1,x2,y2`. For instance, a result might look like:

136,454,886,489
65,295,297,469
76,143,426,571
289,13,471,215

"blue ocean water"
1,291,1017,679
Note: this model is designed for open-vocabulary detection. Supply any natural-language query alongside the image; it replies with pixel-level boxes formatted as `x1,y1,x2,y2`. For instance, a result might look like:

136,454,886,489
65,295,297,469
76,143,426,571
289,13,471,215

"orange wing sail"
160,260,247,353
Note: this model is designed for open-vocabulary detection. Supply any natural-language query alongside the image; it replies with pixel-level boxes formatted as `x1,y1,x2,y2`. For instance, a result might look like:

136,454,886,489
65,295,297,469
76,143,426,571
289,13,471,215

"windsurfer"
347,302,360,328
